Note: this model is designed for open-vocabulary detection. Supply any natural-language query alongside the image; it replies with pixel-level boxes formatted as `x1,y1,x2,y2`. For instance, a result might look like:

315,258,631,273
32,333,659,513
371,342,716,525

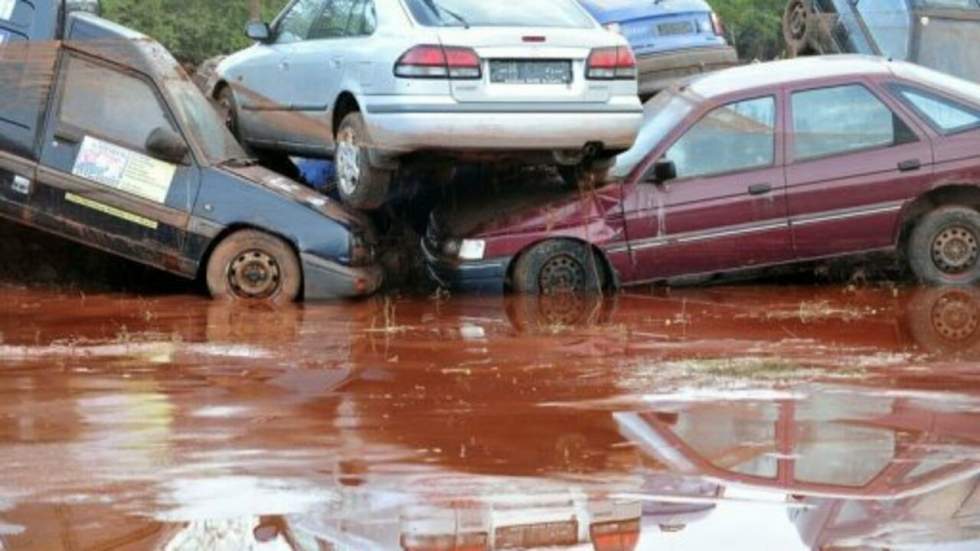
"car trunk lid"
434,27,611,103
618,11,718,56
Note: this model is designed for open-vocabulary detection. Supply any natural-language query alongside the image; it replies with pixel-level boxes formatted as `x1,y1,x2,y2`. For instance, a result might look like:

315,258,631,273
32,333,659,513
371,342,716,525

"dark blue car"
578,0,738,98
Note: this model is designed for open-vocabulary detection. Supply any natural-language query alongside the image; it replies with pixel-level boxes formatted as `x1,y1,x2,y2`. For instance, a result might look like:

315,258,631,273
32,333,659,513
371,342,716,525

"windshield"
612,91,697,179
404,0,596,28
164,77,248,165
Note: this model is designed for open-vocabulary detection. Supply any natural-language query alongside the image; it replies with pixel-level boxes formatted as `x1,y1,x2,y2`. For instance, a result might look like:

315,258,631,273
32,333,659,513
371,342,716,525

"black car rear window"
404,0,595,28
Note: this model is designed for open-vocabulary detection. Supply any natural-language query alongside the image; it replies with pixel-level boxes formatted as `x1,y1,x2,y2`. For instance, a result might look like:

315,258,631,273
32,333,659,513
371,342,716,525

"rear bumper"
301,253,383,300
422,240,509,294
363,98,643,154
635,46,739,95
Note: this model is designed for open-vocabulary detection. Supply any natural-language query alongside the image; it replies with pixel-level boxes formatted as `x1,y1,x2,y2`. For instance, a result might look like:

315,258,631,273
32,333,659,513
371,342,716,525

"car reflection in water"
0,286,978,549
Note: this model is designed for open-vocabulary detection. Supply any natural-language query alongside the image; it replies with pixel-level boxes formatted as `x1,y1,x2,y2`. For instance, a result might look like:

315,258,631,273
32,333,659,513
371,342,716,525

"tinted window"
59,57,176,153
405,0,595,28
897,87,980,134
309,0,357,39
792,85,915,161
276,0,323,43
665,97,776,179
855,0,910,60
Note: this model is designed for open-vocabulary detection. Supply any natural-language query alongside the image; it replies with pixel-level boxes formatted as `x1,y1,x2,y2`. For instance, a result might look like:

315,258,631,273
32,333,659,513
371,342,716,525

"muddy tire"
336,112,391,210
506,293,614,334
908,207,980,286
206,230,302,304
783,0,811,58
511,240,606,295
907,286,980,357
217,86,241,140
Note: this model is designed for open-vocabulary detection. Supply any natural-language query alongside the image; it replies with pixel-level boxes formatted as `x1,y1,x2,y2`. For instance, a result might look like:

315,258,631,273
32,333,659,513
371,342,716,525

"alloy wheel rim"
336,128,361,197
539,254,588,295
228,249,281,299
931,292,979,342
787,0,808,41
931,225,979,275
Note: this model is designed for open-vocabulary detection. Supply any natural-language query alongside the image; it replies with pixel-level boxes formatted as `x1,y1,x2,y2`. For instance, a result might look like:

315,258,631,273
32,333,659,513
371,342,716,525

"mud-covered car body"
579,0,738,98
0,11,381,299
425,56,980,293
785,0,980,83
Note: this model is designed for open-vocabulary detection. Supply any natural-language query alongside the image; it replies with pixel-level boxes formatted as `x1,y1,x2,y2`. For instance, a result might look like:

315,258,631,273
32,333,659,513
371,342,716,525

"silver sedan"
212,0,643,209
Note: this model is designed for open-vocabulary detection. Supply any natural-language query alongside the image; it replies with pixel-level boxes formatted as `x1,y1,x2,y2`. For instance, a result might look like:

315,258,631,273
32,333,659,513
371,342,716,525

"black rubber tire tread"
336,112,392,210
206,229,302,304
908,206,980,286
511,239,606,295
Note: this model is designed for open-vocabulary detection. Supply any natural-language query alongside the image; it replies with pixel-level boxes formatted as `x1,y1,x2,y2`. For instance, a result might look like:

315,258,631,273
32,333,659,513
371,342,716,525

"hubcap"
228,250,281,299
931,225,979,275
931,291,979,343
539,254,588,295
336,128,361,197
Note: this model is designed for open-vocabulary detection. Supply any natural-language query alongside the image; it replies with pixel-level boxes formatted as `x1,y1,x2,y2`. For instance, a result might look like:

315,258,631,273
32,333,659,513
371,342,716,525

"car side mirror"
246,21,272,43
146,127,189,165
646,160,677,184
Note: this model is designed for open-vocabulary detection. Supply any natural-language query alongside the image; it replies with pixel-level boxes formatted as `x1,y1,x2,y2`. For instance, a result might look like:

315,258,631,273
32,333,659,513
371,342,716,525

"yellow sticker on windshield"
66,193,159,230
73,137,176,204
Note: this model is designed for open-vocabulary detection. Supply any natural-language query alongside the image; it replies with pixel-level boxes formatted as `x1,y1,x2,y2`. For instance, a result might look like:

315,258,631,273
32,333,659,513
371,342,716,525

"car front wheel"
908,206,980,286
512,240,606,295
206,229,302,304
335,112,392,210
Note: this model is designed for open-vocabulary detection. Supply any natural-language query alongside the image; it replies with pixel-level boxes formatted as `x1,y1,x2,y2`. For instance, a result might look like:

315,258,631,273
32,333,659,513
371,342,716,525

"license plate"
490,60,572,85
657,21,695,36
495,521,578,548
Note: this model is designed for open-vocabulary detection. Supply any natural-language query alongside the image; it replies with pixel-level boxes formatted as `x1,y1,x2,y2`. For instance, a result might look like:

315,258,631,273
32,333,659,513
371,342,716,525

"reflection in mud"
1,285,979,549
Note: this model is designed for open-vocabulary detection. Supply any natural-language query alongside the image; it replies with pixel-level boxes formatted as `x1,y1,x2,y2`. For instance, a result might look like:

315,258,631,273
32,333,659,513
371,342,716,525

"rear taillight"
586,46,637,80
394,45,482,80
591,519,641,551
710,12,725,36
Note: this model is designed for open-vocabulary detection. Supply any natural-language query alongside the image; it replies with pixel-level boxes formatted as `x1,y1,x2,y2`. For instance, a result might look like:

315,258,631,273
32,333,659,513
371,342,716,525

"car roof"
686,55,894,99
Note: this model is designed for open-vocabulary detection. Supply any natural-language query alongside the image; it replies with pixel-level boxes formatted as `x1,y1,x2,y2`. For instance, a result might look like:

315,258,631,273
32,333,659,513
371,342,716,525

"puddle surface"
1,285,979,550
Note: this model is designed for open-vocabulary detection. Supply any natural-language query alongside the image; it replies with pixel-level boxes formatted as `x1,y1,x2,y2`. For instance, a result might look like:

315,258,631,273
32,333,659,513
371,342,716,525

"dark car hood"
435,181,626,240
219,163,371,231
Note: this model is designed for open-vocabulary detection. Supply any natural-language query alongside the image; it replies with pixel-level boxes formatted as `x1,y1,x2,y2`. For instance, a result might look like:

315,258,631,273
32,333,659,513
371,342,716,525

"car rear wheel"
206,229,302,304
336,112,391,210
512,240,605,295
908,206,980,286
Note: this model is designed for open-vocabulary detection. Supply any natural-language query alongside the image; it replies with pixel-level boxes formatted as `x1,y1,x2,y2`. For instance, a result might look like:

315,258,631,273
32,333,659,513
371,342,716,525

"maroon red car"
424,55,980,294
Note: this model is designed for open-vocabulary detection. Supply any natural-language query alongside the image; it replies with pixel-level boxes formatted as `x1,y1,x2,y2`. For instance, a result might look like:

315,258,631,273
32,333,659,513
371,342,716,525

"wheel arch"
896,184,980,254
505,236,619,291
332,91,361,137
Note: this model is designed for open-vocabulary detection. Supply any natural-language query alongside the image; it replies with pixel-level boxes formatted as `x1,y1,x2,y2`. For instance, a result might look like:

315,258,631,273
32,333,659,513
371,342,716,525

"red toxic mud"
0,285,978,549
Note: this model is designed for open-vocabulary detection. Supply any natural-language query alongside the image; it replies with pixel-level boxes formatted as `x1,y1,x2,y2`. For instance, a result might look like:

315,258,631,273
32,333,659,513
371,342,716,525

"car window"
854,0,911,60
59,56,176,153
404,0,595,28
792,84,916,161
895,86,980,134
917,0,980,7
664,96,776,180
346,0,376,36
309,0,358,39
276,0,324,43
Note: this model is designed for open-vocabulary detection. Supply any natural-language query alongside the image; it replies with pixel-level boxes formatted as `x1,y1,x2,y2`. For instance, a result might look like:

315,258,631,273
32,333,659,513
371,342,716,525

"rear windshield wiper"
422,0,470,29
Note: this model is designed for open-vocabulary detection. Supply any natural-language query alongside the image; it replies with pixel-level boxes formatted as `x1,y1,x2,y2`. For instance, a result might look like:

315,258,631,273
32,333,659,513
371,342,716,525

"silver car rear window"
404,0,595,28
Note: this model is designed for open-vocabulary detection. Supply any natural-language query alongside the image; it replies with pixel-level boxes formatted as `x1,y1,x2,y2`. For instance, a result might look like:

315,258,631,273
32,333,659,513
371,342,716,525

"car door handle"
748,183,773,196
898,159,922,172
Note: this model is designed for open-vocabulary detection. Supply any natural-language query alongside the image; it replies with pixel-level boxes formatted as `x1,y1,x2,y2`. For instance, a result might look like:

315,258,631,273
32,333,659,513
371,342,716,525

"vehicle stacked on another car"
211,0,644,209
784,0,980,83
425,56,980,294
578,0,739,99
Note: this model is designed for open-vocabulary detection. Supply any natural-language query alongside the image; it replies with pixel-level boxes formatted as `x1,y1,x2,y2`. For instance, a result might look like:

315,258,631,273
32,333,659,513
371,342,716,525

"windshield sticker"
66,193,159,230
0,0,14,21
72,137,175,204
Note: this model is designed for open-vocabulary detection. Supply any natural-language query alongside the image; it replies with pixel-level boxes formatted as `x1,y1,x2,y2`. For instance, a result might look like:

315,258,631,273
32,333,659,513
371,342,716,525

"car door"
235,0,325,149
623,94,792,283
785,80,934,260
32,52,201,274
280,0,360,153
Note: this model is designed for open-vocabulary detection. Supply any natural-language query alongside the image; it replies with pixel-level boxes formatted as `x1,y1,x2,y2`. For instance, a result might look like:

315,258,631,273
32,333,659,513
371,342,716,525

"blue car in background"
578,0,738,98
